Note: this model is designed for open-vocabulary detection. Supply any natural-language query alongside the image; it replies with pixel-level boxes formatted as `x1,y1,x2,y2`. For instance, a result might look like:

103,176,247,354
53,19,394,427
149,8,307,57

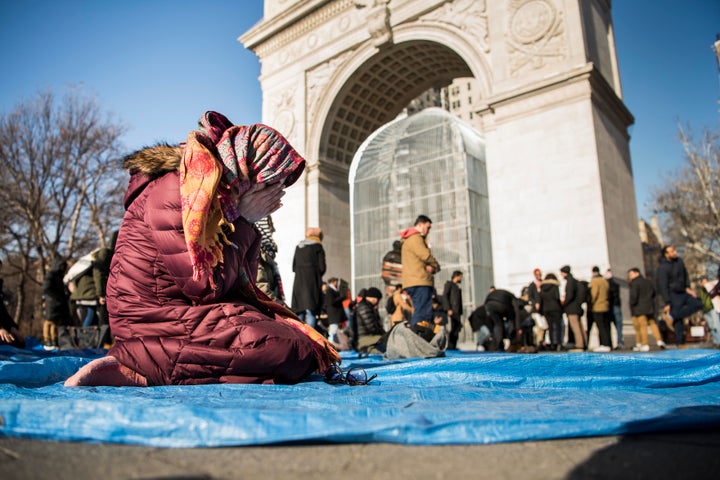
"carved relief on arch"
419,0,490,54
506,0,567,76
305,50,355,128
267,86,297,144
354,0,393,48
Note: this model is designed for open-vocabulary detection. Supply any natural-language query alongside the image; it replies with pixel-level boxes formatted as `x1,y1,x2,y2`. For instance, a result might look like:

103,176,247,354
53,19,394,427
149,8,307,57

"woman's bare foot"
64,355,148,387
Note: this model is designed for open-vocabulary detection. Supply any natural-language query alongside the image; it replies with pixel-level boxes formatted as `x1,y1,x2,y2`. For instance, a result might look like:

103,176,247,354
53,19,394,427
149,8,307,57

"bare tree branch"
652,123,720,276
0,86,127,333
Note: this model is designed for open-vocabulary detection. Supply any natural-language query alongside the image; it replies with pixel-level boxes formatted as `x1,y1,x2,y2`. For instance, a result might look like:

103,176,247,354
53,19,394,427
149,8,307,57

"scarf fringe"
282,318,341,372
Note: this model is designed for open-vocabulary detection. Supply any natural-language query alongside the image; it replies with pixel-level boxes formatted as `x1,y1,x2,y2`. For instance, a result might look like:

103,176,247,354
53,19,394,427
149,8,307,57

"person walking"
441,270,463,350
589,266,612,352
656,245,703,348
628,267,665,351
291,227,326,330
400,215,440,327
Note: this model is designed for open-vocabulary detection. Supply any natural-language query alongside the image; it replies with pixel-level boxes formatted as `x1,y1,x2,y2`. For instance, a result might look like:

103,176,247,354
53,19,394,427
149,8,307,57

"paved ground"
2,429,720,480
2,333,719,480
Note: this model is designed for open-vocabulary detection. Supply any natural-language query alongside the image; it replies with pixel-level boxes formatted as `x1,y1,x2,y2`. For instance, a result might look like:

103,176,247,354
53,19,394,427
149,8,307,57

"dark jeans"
447,315,462,349
593,311,611,347
669,291,704,345
407,286,433,326
545,311,563,347
519,315,535,346
488,318,505,352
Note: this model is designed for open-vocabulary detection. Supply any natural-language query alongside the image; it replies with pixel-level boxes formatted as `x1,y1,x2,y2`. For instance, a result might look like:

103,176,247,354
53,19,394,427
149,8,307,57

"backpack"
337,278,349,301
380,241,402,286
699,287,713,314
385,294,397,315
383,322,446,360
577,280,590,306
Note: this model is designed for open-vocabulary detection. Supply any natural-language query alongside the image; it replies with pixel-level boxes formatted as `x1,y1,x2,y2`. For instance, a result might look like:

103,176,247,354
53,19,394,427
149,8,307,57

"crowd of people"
285,216,720,357
37,234,118,350
1,110,719,388
3,206,719,365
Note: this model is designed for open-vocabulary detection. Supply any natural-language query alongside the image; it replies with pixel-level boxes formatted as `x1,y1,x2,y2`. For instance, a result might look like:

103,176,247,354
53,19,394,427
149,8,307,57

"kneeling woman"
66,112,339,386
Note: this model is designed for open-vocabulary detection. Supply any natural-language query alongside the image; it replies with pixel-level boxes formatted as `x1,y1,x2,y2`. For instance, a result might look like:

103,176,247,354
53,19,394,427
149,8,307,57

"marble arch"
241,0,642,302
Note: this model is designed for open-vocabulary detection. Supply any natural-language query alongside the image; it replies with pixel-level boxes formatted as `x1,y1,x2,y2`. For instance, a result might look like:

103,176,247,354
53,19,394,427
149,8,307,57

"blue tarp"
1,342,720,447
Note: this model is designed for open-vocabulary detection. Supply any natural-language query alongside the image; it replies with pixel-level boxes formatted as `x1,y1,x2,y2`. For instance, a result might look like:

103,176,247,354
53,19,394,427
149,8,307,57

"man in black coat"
628,267,665,351
291,227,326,331
42,259,72,348
560,265,587,350
656,245,703,346
441,270,463,350
483,287,520,352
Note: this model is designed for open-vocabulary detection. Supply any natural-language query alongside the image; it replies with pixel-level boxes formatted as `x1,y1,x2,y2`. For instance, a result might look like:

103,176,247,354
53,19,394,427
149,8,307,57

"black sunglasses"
323,364,377,386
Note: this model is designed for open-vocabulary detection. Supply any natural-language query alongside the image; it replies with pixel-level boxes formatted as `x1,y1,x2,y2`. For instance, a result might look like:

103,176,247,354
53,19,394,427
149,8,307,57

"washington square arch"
240,0,643,307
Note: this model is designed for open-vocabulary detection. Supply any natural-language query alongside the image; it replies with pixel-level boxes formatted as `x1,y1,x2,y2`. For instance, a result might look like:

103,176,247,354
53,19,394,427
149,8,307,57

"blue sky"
1,1,718,219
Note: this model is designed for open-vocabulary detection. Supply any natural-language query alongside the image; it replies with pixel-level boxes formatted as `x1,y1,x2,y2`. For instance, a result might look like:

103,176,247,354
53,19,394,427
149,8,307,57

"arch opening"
320,40,474,166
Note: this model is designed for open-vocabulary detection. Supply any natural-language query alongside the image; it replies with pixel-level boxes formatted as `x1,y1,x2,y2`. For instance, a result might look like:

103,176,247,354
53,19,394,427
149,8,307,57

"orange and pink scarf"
178,111,305,282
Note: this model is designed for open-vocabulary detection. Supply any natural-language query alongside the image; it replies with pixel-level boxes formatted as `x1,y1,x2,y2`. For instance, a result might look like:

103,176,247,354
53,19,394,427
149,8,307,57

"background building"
240,0,642,304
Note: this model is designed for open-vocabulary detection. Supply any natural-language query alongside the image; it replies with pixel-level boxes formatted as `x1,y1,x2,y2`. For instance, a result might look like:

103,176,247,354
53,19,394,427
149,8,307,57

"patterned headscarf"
179,111,305,282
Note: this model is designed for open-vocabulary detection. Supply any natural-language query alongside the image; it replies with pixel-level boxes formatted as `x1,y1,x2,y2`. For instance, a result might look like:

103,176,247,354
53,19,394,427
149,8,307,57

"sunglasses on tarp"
323,364,377,386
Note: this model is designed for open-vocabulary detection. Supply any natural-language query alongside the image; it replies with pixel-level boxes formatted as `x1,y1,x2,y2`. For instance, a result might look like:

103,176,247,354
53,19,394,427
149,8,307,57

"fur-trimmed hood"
122,143,183,175
121,144,183,210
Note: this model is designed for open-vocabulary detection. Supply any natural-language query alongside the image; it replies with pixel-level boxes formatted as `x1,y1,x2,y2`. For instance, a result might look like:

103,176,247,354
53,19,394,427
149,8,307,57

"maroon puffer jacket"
106,168,318,385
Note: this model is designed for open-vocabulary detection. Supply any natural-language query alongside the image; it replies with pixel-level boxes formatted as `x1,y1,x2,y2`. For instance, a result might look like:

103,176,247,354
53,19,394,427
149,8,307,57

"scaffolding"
349,108,493,318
